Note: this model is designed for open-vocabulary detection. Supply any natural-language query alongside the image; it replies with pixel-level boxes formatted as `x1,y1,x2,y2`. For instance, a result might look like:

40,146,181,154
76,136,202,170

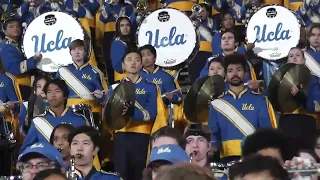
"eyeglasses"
21,161,56,172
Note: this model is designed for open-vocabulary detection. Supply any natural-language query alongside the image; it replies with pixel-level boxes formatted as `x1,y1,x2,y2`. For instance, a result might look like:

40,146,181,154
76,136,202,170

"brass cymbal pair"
268,63,312,113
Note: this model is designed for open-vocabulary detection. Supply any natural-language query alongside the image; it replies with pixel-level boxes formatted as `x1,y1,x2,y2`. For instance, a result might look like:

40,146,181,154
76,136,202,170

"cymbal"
277,64,311,113
184,75,225,123
268,63,296,112
105,81,136,130
33,95,46,116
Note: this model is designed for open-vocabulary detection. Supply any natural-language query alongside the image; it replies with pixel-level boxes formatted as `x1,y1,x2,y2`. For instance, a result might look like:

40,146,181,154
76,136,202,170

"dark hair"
221,29,239,43
242,128,290,161
122,48,142,62
139,44,157,58
288,47,305,59
308,23,320,38
151,126,186,149
33,168,67,180
3,18,21,31
68,126,100,148
223,53,246,71
50,124,76,144
32,74,52,94
69,39,87,52
183,123,211,142
229,155,290,180
43,79,69,98
207,57,224,70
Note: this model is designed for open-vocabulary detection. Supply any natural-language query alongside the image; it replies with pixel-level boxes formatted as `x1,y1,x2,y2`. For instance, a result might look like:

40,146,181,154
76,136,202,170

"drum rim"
21,11,92,73
245,4,302,60
135,7,200,70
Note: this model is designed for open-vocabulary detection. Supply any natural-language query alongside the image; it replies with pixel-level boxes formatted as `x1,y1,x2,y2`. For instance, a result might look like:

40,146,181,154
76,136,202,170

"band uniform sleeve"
258,97,277,128
211,32,222,55
14,2,29,18
19,121,38,153
212,0,225,11
129,12,137,26
306,76,320,112
237,45,246,55
132,84,158,121
163,74,182,104
150,85,168,134
5,75,19,102
76,3,87,18
208,104,221,149
83,0,100,14
18,104,27,132
1,44,36,75
111,40,126,73
235,5,247,23
199,59,209,79
99,4,111,23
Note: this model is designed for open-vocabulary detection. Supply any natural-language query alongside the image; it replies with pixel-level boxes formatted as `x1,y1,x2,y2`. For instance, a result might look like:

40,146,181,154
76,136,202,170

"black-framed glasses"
20,161,56,172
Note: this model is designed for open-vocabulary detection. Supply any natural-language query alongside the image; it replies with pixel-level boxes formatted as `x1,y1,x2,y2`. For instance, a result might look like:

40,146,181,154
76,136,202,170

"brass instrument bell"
192,4,202,14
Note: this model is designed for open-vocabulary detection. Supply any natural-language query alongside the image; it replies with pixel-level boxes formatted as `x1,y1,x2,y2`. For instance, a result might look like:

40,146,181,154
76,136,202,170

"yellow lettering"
136,88,146,95
242,103,254,110
152,78,163,85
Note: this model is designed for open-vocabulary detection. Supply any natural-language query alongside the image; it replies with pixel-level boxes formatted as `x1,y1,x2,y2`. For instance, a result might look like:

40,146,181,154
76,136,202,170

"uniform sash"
199,22,213,43
211,99,255,136
33,117,54,141
59,67,94,100
304,51,320,78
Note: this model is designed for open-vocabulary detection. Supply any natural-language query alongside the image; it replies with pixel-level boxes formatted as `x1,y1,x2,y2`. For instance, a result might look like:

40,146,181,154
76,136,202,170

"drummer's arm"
19,121,38,153
99,4,112,23
240,43,254,54
132,87,157,121
83,0,100,14
1,45,37,76
163,75,182,104
208,104,221,150
93,70,108,104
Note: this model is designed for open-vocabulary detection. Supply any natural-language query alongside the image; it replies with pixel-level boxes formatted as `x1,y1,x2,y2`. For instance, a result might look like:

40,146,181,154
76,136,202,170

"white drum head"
246,5,300,60
23,12,86,72
137,8,197,67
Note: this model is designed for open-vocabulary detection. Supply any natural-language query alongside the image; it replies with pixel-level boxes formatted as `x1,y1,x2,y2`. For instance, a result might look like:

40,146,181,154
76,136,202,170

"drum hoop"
21,11,92,73
245,4,301,60
135,7,200,70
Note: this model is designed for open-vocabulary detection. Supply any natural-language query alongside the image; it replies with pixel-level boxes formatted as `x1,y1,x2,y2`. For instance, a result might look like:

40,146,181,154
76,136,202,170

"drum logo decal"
145,27,186,48
254,23,291,43
32,30,73,54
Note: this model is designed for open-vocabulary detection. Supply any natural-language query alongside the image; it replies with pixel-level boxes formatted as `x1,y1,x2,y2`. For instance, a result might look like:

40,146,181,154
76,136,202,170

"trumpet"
191,4,202,14
136,0,147,11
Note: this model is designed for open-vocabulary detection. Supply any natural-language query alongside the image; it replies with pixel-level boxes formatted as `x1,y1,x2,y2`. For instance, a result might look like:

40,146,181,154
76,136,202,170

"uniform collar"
47,107,68,117
309,46,320,52
75,166,97,179
222,48,237,57
72,62,89,70
125,76,142,84
142,66,160,74
226,87,248,99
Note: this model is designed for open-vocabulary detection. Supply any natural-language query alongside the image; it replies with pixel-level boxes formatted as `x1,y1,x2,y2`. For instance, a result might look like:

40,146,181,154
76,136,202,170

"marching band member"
145,144,190,180
19,74,51,136
50,124,76,169
164,0,195,14
150,126,186,149
189,3,216,83
208,54,277,162
100,0,134,83
55,39,108,118
20,79,88,153
14,0,50,25
44,0,87,18
200,30,257,89
17,142,64,180
110,16,136,82
0,18,42,101
68,125,121,179
305,23,320,64
278,47,320,153
107,49,166,180
296,0,319,28
139,44,182,107
241,128,291,164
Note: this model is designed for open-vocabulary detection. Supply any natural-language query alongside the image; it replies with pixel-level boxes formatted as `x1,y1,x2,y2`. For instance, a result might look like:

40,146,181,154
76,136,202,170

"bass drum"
137,8,199,70
22,12,91,74
246,4,301,60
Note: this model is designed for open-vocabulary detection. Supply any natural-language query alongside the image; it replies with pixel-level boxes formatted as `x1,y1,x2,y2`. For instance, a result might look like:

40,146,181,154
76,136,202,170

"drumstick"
0,100,25,106
161,89,181,98
69,90,107,98
244,80,264,86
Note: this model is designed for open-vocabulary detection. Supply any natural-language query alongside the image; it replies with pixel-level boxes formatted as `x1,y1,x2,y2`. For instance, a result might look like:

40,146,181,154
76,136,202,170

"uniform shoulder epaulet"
100,170,121,177
250,90,261,95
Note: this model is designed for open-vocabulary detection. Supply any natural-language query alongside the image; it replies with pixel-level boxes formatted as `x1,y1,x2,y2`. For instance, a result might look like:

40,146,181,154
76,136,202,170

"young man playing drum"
0,18,42,101
20,79,88,153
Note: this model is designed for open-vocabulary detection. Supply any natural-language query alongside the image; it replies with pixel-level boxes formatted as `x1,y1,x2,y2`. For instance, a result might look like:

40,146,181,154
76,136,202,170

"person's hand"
33,52,42,61
5,101,14,110
165,92,174,100
291,85,303,96
284,157,320,179
246,43,255,50
122,101,133,115
92,90,104,99
247,80,259,90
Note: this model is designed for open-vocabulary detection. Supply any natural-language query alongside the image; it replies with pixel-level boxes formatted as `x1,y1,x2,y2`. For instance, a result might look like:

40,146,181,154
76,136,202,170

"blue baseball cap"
18,142,63,166
148,144,190,167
